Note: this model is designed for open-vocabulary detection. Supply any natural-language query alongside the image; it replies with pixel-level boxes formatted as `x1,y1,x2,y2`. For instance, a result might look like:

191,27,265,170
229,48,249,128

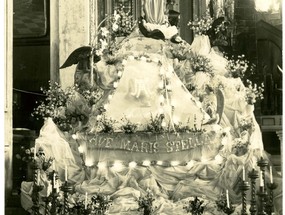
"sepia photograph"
5,0,283,214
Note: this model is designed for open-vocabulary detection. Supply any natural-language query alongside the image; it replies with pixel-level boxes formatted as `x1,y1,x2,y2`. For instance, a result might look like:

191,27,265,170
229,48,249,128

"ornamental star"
145,45,152,50
125,44,133,51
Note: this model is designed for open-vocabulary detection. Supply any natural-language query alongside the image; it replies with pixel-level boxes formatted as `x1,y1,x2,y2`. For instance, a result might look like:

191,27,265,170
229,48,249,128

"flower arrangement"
94,5,135,57
239,117,254,132
183,196,205,215
32,82,103,132
190,54,213,75
111,5,136,38
188,10,213,35
120,117,138,134
225,55,249,78
145,114,167,133
95,114,118,133
138,189,156,215
244,79,264,105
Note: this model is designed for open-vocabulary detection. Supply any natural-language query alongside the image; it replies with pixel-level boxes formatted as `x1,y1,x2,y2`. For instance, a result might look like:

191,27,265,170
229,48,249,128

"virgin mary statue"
89,0,210,132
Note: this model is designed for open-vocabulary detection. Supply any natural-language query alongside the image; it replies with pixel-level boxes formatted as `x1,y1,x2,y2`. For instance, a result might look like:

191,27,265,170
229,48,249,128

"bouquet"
32,82,103,132
226,55,249,78
190,54,213,75
188,10,213,35
111,5,136,38
244,79,264,105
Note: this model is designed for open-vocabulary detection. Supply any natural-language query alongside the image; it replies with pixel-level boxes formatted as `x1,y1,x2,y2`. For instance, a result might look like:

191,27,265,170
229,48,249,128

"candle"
269,166,273,184
242,166,245,181
52,161,56,170
65,165,68,182
226,189,230,208
34,145,36,159
37,169,40,185
53,173,56,188
85,192,88,209
259,170,264,187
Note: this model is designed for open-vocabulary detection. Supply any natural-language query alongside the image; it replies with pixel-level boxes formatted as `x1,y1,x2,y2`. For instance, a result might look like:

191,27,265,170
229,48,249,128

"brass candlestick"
248,169,258,215
239,181,250,215
31,159,43,215
257,186,267,215
265,182,277,215
61,181,73,214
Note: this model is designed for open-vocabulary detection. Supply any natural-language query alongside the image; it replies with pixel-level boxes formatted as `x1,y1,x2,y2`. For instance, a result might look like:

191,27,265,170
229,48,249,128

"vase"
191,34,211,56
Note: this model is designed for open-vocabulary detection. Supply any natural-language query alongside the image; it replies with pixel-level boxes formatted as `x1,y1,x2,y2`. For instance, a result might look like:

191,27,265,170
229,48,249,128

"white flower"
112,23,119,32
100,27,109,37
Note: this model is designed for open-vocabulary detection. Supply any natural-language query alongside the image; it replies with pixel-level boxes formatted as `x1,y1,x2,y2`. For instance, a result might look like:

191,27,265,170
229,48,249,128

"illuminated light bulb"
129,161,137,168
122,59,127,65
186,160,196,169
158,81,164,89
96,115,102,121
113,82,118,88
78,146,84,153
85,159,94,167
97,161,107,169
172,116,179,125
159,95,165,103
72,134,78,140
117,71,123,77
142,160,151,166
112,161,124,171
214,154,224,163
108,95,113,100
156,161,163,166
171,161,180,166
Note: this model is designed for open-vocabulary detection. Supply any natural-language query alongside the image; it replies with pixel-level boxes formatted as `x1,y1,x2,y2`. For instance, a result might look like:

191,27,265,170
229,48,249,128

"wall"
50,0,90,89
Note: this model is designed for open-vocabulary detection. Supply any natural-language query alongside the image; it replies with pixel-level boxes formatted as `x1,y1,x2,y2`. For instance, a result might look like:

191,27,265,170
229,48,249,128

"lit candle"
34,145,36,159
85,192,88,209
242,166,245,181
37,169,40,185
269,166,273,184
53,173,56,188
65,165,68,182
260,170,264,187
226,189,230,208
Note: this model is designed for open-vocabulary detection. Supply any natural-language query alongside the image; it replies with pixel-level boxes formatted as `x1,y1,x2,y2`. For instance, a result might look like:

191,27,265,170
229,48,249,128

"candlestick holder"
61,181,74,214
257,157,268,181
215,192,235,215
42,196,51,215
224,205,235,215
47,170,60,215
239,181,250,215
31,159,44,215
265,182,277,215
248,169,258,215
257,186,267,215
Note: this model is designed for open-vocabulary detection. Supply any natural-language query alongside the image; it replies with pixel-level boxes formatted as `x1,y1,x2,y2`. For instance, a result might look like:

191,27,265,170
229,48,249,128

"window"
13,0,47,38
